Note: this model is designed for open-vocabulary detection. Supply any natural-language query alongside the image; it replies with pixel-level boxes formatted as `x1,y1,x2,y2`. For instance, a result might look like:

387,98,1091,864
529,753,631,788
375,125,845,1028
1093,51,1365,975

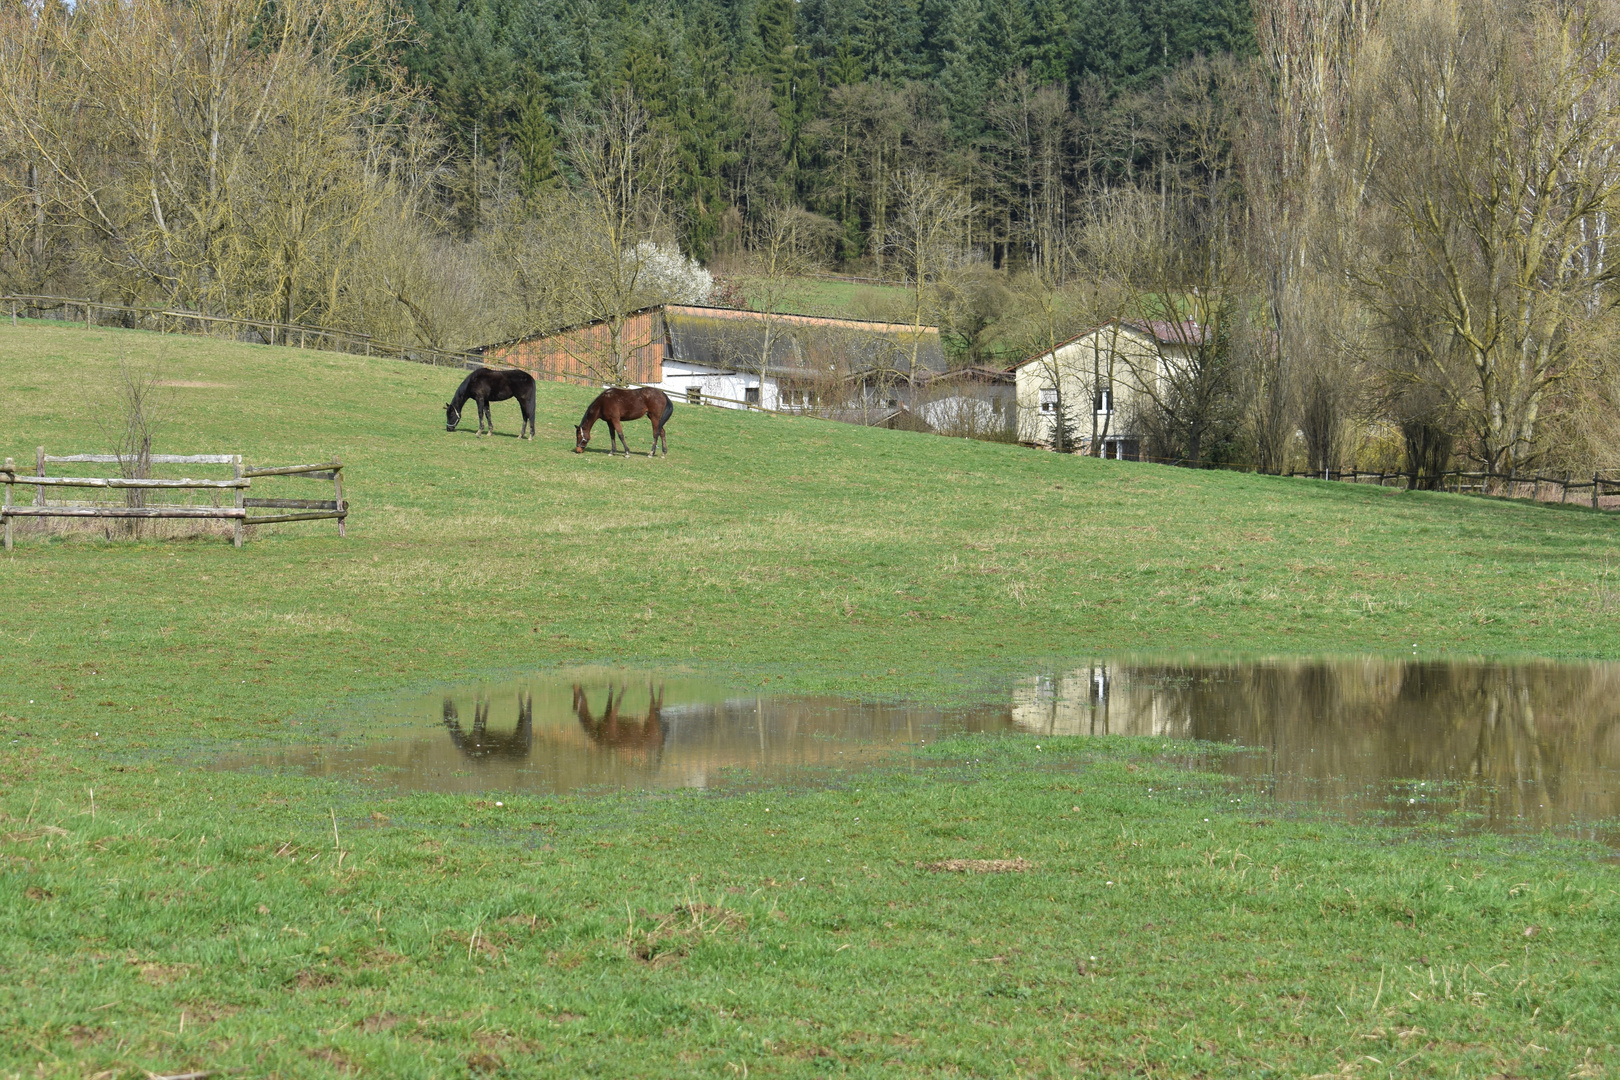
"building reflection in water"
220,661,1620,839
1013,659,1620,836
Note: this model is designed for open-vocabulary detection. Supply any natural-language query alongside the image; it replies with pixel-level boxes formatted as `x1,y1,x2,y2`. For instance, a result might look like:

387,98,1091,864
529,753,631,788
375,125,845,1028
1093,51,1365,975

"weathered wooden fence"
1110,451,1618,513
4,293,478,368
1,451,347,550
1281,468,1620,511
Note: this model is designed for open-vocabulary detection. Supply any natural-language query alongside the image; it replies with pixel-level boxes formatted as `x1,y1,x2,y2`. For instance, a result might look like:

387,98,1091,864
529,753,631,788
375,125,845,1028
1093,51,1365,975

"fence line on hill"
1109,449,1619,513
10,294,1611,514
4,293,480,369
1,450,347,549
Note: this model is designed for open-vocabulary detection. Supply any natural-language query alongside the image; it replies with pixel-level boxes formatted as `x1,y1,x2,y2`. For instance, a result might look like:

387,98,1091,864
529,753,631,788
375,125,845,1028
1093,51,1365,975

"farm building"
1011,319,1203,457
475,305,1015,435
651,305,947,411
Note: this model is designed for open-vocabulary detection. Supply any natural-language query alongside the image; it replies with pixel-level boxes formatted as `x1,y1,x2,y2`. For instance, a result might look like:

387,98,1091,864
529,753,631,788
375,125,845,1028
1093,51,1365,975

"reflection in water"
219,661,1620,841
573,684,665,761
443,693,532,760
233,673,1009,797
1014,659,1620,838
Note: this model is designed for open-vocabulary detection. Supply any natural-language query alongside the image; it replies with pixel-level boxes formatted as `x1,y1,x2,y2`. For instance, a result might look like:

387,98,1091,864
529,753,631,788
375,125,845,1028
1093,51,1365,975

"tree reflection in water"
224,661,1620,839
1013,659,1620,836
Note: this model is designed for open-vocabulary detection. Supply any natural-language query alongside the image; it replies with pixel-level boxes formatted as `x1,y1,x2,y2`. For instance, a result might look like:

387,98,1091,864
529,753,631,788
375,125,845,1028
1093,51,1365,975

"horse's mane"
577,398,601,429
450,369,479,408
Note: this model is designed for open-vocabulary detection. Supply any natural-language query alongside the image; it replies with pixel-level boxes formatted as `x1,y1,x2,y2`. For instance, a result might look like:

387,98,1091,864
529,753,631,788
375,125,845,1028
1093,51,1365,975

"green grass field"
3,320,1619,1077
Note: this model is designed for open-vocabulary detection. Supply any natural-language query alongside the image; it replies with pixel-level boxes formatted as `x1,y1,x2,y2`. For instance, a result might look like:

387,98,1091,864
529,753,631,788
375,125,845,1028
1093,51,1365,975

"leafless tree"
1343,0,1620,474
883,170,972,384
558,90,679,384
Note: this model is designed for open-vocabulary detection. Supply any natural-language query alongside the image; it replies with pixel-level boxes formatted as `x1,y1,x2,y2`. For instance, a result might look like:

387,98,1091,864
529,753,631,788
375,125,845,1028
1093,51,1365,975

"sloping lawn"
1,320,1617,1077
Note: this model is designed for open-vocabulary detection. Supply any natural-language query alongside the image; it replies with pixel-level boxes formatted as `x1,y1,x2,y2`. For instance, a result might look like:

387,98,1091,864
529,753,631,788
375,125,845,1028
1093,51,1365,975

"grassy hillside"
3,319,1616,710
2,321,1619,1078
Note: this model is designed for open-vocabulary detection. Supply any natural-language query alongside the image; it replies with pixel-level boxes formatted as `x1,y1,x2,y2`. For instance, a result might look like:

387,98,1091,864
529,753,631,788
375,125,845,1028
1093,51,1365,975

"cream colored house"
1012,319,1201,457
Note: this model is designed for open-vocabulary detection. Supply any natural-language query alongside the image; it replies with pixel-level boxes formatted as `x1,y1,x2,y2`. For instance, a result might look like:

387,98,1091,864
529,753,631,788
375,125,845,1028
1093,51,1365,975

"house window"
686,386,702,405
745,386,761,406
1094,387,1113,414
1040,388,1058,413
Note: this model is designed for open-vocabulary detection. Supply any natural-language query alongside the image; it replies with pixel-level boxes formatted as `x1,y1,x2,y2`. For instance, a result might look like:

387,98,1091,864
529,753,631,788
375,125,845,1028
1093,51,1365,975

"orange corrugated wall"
483,311,665,385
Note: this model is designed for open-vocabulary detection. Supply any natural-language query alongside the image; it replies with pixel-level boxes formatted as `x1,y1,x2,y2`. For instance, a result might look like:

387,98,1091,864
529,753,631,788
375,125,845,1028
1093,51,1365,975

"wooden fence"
4,293,480,369
1,451,347,550
1282,468,1619,510
1120,451,1619,512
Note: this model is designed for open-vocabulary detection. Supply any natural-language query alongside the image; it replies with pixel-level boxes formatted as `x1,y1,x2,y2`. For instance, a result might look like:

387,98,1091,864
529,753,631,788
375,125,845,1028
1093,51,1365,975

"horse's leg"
610,418,626,456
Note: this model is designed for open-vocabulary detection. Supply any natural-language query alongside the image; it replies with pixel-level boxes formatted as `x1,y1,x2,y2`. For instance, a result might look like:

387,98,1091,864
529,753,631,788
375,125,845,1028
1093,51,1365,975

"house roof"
1009,318,1207,372
474,304,948,377
662,306,947,378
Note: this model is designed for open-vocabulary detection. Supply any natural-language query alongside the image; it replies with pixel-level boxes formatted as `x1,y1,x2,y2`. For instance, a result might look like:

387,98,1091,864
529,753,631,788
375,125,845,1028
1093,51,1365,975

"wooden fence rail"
1279,468,1619,511
4,293,480,369
2,451,347,549
1102,453,1619,513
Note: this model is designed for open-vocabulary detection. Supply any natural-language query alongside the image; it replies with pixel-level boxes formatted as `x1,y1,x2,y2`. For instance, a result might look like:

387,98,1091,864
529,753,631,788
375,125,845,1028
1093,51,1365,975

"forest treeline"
1,0,1618,475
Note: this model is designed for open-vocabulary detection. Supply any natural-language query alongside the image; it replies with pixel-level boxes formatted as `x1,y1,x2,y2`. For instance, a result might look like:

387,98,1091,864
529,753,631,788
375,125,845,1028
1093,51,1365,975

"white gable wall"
651,360,778,410
1014,325,1182,448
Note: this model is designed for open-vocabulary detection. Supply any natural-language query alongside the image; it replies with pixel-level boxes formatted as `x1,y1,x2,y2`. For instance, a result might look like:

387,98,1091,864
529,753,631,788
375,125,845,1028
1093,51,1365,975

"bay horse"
446,367,536,439
573,684,665,760
574,387,672,457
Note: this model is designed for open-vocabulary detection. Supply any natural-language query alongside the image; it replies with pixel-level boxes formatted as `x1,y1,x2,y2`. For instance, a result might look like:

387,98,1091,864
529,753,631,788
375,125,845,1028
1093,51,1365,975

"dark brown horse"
574,387,672,457
446,367,536,439
442,693,533,761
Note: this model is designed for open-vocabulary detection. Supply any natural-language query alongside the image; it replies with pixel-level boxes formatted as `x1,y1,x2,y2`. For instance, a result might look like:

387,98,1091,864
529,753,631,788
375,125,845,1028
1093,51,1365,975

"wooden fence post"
34,446,44,508
233,457,244,548
1594,474,1601,510
3,458,13,552
332,459,345,538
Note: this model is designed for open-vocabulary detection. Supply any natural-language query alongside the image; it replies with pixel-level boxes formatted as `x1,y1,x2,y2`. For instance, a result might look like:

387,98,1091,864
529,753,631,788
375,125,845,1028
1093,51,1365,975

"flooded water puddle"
222,671,1010,796
1025,658,1620,840
221,660,1620,840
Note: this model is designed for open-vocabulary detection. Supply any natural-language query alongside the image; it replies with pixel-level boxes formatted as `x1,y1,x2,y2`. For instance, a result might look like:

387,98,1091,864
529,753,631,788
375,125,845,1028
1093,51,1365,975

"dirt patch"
446,929,504,961
360,1012,403,1033
290,968,339,989
355,945,408,969
629,902,747,966
918,858,1035,873
306,1047,358,1073
466,1052,503,1073
178,1000,239,1025
65,1024,112,1048
134,961,195,987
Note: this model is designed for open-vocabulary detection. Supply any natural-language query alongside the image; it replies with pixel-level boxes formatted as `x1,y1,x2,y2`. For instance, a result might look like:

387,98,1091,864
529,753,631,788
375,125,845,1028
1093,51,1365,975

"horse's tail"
659,395,674,427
